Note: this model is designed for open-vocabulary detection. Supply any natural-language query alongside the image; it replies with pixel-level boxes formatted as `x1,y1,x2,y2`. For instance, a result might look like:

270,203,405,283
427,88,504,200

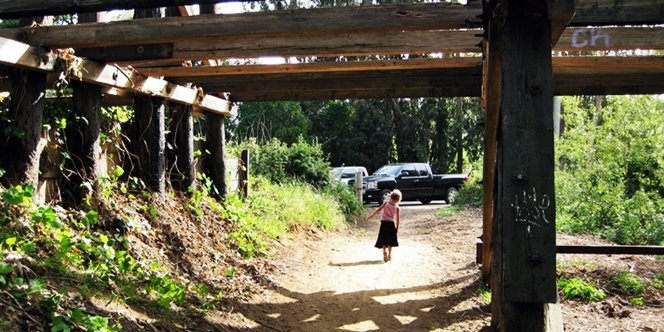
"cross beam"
0,36,234,116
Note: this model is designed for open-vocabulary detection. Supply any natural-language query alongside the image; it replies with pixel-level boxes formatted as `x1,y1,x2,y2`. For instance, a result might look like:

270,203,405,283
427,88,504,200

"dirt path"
227,202,491,331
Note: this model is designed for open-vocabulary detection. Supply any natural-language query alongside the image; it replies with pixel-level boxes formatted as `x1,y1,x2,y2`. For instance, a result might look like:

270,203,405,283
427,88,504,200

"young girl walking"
367,189,402,262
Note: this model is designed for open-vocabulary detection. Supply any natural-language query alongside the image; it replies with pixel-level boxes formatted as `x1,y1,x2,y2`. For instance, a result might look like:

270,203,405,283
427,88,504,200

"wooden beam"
556,27,664,52
0,36,233,117
0,3,482,48
76,43,174,62
168,30,482,61
571,0,664,26
557,245,664,255
548,0,575,47
0,0,231,19
138,57,483,77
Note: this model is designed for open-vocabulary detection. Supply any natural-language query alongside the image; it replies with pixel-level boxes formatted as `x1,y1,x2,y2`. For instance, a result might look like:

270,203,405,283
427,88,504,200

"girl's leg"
382,246,388,262
387,246,392,261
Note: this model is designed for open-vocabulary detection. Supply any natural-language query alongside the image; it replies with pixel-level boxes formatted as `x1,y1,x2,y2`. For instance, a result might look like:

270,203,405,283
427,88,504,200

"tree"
232,101,310,145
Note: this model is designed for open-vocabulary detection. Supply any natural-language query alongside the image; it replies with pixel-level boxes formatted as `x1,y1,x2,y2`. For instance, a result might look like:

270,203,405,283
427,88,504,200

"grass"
434,206,464,217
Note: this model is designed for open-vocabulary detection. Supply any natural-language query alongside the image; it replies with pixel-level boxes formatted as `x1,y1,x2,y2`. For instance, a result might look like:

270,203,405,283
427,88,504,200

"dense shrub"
452,178,482,208
229,137,332,188
556,96,664,245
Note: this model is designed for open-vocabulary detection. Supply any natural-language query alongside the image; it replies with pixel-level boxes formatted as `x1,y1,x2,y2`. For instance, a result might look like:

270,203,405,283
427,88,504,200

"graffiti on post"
511,187,551,236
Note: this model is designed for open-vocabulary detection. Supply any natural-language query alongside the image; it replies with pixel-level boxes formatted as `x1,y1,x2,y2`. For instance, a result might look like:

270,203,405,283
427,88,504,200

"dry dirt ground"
213,203,663,332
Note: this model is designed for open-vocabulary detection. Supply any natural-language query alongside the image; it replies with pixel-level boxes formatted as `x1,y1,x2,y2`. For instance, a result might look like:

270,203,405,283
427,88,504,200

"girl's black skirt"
374,220,399,248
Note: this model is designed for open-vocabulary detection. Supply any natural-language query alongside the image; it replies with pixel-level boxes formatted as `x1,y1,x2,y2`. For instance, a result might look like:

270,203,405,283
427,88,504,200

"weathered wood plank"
556,27,664,52
0,0,231,19
169,30,482,60
0,36,233,116
557,245,664,255
571,0,664,26
0,3,481,48
548,0,575,47
138,57,483,77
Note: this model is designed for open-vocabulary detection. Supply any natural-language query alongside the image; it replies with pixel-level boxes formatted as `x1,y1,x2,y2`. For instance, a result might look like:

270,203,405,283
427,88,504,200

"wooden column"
206,113,227,199
2,70,46,190
201,2,227,199
168,104,195,191
65,81,102,201
61,11,102,203
487,1,557,330
132,96,166,193
0,17,47,191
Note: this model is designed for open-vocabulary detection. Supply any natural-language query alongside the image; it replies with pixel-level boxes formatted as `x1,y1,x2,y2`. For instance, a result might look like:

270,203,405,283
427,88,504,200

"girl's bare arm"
367,202,385,220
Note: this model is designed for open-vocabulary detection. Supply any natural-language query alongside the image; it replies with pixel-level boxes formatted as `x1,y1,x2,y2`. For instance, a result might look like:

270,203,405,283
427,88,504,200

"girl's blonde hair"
390,189,402,203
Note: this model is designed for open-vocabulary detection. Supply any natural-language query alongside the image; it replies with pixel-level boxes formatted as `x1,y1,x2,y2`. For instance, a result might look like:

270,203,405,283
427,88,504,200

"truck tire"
378,189,391,205
419,198,432,205
446,187,459,204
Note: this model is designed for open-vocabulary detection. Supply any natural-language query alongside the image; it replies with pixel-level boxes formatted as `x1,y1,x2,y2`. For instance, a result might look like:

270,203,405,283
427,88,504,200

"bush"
610,270,646,295
556,96,664,245
452,178,482,208
558,277,606,302
323,181,364,217
229,137,332,188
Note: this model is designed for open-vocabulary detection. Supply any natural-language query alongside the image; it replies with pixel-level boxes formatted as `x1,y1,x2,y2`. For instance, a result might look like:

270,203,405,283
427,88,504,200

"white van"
332,166,368,185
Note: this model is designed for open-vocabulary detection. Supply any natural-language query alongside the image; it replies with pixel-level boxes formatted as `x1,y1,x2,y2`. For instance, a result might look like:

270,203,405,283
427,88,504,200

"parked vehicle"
361,163,468,204
331,166,368,185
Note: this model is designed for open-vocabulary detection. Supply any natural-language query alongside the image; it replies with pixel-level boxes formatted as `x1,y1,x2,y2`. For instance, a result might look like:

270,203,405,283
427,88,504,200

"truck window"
416,164,429,176
401,165,418,177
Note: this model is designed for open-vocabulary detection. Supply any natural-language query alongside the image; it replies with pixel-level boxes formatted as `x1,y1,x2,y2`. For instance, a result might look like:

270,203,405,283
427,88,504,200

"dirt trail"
226,203,491,331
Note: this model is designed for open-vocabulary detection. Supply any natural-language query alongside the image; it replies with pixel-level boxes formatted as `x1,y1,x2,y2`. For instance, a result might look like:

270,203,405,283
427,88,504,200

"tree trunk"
455,97,464,173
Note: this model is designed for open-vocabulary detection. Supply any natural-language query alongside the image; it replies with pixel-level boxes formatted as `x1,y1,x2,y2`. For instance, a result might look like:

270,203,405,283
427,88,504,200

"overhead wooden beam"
0,3,482,48
0,36,234,117
571,0,664,26
167,29,483,62
548,0,575,46
138,57,483,77
0,0,230,19
556,27,664,52
76,25,663,66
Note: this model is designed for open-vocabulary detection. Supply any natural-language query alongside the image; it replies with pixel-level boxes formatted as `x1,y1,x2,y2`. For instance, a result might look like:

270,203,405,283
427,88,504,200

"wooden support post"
206,113,227,199
488,1,558,331
168,104,195,191
239,149,250,199
1,69,46,190
132,96,166,193
65,81,102,202
0,17,48,193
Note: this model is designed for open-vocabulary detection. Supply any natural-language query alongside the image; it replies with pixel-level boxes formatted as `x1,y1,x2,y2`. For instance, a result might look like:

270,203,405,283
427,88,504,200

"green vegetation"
558,277,607,302
435,205,465,217
452,176,483,208
477,286,492,304
556,95,664,245
610,270,646,295
0,167,352,328
229,137,364,218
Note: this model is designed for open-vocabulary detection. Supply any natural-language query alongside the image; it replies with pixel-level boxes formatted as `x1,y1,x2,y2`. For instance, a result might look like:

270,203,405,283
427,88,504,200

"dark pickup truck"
359,163,468,205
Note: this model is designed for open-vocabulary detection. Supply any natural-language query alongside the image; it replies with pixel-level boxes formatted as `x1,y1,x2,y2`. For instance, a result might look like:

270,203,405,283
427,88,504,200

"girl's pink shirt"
380,202,399,222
